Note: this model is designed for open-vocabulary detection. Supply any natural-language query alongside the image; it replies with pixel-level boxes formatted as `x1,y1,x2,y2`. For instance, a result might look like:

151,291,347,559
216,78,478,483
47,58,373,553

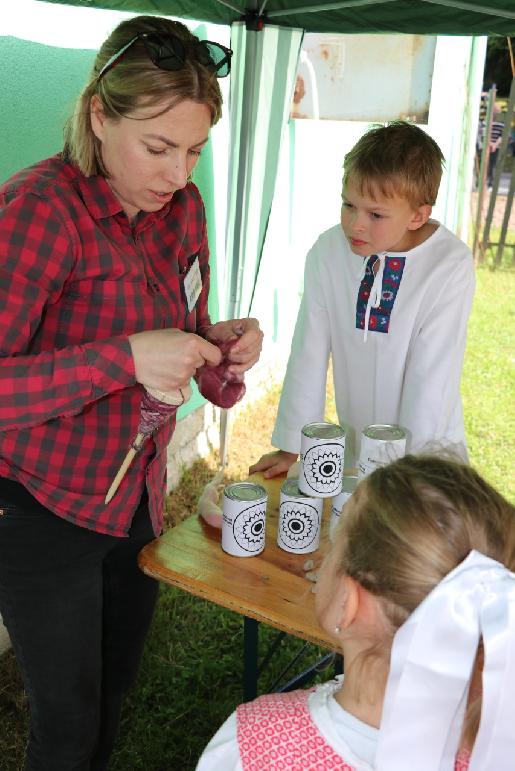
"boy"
250,121,475,477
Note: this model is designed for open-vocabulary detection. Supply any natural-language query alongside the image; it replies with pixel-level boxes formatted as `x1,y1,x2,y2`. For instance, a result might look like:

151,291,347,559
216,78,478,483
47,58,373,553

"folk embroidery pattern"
356,255,406,334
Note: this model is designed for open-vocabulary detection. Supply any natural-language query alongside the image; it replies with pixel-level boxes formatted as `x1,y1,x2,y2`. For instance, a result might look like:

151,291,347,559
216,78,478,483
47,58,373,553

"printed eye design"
233,504,266,552
302,443,343,494
279,502,320,551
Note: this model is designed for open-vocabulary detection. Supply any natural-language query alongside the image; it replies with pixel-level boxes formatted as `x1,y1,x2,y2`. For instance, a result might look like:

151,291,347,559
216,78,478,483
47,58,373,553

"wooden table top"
138,473,337,651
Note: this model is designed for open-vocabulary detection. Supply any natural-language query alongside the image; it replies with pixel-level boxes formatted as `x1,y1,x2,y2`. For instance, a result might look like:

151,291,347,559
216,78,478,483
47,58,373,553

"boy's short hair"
343,121,445,208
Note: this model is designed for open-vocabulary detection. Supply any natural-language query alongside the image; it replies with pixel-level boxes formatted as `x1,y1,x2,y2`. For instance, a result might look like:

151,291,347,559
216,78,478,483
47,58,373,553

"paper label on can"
222,499,267,556
358,431,407,479
277,497,322,554
299,441,344,497
330,490,353,518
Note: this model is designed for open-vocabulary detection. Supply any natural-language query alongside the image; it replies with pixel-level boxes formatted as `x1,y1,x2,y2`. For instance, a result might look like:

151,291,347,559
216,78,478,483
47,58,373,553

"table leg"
243,616,259,702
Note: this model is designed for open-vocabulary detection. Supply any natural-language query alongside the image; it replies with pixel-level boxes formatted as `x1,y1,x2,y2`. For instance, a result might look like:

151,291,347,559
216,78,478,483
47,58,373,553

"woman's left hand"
206,317,263,374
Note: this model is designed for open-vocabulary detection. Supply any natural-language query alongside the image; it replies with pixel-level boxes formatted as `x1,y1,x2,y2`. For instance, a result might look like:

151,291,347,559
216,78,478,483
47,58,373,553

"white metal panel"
292,33,436,122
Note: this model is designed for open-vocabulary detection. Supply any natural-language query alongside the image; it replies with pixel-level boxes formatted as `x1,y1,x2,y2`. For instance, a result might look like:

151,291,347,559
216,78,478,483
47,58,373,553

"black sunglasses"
97,32,232,81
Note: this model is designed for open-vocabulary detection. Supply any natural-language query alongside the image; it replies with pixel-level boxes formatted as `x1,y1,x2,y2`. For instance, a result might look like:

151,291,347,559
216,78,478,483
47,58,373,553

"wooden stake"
507,37,515,77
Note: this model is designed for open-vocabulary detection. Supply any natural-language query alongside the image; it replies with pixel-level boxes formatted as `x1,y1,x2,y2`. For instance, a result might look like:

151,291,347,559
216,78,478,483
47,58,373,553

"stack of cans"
221,422,406,559
278,421,346,555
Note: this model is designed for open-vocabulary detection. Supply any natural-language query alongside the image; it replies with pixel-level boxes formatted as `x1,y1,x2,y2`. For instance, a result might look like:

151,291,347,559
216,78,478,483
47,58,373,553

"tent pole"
228,30,259,321
221,18,260,469
268,0,394,17
214,0,247,13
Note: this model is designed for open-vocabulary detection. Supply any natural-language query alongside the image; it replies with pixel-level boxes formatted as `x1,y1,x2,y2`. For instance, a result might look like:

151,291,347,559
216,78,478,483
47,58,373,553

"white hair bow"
376,550,515,770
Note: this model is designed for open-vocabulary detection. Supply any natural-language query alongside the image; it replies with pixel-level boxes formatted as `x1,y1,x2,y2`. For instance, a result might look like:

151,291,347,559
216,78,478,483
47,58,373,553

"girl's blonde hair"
336,454,515,747
342,121,444,208
63,15,223,177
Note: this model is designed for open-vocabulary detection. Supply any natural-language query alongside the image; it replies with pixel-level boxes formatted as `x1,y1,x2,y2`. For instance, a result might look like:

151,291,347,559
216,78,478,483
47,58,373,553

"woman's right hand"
248,450,298,479
128,328,222,392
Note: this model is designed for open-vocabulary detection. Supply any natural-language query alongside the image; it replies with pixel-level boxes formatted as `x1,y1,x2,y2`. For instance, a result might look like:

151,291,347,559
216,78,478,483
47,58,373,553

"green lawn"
462,266,514,500
0,266,513,771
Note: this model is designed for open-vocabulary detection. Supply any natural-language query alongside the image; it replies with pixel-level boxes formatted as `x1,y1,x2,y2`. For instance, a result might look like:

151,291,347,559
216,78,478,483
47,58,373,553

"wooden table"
138,473,338,699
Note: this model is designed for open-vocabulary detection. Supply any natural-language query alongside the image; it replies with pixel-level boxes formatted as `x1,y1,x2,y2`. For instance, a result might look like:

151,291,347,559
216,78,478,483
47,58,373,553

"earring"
334,625,341,634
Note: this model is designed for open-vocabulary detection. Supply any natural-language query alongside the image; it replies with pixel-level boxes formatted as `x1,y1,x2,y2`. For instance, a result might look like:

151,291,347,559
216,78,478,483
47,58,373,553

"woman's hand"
249,450,298,479
128,328,222,392
206,317,263,374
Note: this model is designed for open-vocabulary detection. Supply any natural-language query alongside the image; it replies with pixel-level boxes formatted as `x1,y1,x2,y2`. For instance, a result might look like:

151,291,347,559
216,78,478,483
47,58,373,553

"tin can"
278,478,324,554
222,482,268,557
329,475,358,542
298,421,345,498
357,424,407,479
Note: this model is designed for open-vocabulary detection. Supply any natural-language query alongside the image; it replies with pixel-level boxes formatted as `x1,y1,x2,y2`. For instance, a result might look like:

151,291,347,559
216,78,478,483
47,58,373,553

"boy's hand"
249,450,298,479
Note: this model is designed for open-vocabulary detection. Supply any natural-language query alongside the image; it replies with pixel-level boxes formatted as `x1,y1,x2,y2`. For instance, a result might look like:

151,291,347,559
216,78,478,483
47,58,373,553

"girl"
197,454,515,770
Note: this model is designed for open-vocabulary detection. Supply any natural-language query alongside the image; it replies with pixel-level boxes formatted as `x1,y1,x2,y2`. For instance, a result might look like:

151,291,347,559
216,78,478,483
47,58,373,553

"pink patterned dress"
236,689,471,771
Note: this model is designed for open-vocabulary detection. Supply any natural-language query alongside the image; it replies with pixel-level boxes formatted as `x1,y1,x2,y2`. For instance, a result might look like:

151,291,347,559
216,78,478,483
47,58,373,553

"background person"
0,15,262,771
486,104,505,188
198,454,515,770
250,122,475,480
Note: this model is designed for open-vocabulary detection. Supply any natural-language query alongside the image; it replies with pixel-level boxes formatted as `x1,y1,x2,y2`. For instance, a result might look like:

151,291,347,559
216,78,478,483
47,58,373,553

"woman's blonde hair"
336,454,515,747
342,121,444,208
63,15,223,176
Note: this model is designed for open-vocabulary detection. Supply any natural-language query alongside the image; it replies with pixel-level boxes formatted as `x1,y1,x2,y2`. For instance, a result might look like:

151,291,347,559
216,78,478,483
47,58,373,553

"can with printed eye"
222,482,268,557
329,475,358,542
298,421,346,498
278,478,324,554
357,424,407,479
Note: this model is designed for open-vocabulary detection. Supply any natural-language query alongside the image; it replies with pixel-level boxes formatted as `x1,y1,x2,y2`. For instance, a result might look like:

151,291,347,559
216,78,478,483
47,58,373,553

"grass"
0,266,513,770
462,267,514,498
474,225,515,271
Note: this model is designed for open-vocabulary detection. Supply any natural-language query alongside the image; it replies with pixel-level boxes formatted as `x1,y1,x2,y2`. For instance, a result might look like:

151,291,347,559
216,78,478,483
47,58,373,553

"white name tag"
184,256,202,313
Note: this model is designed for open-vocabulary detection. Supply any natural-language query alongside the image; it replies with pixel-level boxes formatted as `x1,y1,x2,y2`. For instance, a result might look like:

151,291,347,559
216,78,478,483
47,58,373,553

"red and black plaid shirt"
0,155,211,536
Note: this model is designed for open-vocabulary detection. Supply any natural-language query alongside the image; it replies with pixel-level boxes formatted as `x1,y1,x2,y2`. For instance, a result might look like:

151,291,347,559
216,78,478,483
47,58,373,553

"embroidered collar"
356,254,406,340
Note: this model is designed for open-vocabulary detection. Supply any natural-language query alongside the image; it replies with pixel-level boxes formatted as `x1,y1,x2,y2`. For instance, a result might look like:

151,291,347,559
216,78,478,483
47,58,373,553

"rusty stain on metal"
291,33,435,123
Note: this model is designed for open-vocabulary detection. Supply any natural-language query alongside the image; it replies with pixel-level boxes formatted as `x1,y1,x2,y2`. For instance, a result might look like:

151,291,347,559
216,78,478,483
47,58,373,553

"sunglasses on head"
97,31,232,81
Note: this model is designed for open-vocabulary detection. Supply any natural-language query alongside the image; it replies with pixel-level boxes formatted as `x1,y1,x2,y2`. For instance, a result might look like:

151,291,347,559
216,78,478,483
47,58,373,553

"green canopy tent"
34,1,515,36
37,1,515,321
35,1,515,462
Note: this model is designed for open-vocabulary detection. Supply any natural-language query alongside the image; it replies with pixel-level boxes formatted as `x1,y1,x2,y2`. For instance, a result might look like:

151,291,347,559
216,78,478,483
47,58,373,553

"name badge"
183,256,202,313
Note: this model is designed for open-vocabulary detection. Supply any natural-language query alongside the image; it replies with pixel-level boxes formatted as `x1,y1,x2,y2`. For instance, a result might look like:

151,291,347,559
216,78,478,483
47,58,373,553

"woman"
0,15,262,771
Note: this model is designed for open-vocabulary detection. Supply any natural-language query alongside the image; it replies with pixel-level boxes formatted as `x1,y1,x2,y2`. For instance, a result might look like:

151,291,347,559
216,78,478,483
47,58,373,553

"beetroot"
195,338,246,408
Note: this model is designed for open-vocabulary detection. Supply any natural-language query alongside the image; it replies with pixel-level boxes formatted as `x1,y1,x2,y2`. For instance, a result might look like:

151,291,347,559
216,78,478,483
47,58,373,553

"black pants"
0,479,158,771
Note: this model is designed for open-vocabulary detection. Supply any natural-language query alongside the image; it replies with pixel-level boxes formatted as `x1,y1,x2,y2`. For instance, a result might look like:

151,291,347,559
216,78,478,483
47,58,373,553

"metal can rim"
362,424,406,442
302,421,345,439
224,482,268,502
281,477,322,500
